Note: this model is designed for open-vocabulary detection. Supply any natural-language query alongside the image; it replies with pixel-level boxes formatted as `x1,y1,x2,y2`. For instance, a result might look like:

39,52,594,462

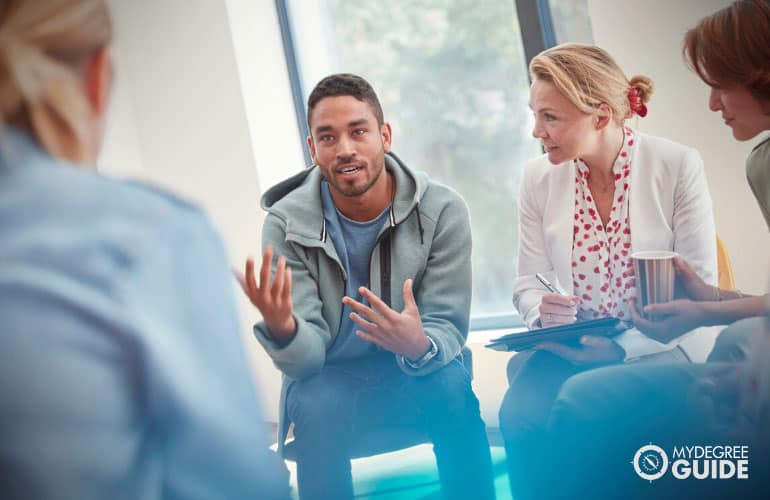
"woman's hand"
538,293,580,328
628,297,704,343
672,256,714,302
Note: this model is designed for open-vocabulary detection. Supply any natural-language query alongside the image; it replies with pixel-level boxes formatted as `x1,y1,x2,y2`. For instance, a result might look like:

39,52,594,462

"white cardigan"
512,131,719,360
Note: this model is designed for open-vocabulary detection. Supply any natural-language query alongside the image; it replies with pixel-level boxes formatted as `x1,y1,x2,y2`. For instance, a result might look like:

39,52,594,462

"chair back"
716,235,735,290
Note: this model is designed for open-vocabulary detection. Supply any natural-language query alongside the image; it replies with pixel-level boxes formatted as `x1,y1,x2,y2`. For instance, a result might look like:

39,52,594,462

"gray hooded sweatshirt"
252,152,472,449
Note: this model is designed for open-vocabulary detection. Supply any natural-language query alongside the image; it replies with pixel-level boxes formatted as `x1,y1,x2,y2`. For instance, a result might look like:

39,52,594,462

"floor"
285,441,513,499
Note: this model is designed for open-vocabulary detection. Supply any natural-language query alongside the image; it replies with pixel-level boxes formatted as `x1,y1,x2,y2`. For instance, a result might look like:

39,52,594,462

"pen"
535,272,563,295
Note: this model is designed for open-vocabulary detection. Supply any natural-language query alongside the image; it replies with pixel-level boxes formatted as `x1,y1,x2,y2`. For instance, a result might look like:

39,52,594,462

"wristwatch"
403,336,438,369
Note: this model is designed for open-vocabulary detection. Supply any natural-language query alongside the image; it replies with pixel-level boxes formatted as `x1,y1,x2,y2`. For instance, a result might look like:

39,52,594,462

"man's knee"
413,359,480,418
287,370,350,430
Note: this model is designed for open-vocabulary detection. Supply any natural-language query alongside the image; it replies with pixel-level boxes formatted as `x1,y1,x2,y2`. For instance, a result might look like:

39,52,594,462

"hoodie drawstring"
415,204,425,245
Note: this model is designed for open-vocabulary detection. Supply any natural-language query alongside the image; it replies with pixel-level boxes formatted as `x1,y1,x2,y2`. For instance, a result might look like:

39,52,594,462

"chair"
716,235,735,290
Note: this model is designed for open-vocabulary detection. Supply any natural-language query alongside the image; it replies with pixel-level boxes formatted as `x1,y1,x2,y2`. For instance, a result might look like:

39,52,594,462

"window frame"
273,0,558,328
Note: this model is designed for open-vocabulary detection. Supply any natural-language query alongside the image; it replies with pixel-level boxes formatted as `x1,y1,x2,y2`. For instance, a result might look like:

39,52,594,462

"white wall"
225,0,306,192
99,0,302,420
588,0,770,293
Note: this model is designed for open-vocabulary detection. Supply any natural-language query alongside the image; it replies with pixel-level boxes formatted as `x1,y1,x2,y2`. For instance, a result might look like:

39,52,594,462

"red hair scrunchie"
628,88,648,117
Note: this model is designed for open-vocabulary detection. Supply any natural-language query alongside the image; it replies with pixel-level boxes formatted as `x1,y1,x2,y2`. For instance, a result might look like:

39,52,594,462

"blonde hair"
530,43,653,125
0,0,112,163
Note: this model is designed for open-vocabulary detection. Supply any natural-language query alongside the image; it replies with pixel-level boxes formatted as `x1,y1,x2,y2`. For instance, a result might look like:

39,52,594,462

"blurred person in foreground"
544,1,770,498
0,1,289,498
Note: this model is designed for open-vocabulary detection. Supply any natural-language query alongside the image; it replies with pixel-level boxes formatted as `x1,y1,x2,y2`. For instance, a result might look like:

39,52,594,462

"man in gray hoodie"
237,74,495,500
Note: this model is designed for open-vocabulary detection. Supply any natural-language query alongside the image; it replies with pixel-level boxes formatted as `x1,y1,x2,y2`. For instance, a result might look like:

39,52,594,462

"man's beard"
325,156,385,197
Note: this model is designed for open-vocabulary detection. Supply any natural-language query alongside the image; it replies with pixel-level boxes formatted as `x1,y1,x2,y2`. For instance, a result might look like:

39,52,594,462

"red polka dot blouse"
571,127,637,320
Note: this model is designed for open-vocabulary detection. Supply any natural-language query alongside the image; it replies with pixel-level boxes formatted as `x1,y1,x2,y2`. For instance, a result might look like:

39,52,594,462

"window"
279,0,592,322
549,0,594,44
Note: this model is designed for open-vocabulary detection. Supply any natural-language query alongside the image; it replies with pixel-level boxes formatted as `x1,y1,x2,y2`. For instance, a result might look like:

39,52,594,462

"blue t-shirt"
321,181,390,362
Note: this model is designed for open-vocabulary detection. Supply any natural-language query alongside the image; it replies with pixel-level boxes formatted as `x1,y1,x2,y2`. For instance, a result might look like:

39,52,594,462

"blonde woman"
0,2,288,498
543,3,770,499
500,43,717,500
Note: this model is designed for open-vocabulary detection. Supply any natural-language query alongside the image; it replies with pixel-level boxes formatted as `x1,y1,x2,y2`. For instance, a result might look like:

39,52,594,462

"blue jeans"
286,353,495,500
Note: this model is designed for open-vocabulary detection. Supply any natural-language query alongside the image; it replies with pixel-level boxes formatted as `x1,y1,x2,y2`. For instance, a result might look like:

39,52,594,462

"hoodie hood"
260,152,429,242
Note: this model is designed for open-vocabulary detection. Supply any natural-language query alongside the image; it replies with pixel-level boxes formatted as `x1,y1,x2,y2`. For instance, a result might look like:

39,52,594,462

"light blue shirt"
321,181,390,362
0,130,289,499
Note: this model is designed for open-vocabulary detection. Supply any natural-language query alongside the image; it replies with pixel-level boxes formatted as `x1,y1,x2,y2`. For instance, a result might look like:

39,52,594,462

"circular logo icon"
633,444,669,481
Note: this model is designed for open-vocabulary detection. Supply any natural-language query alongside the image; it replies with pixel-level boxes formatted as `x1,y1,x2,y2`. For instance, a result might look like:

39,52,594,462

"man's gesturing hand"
343,279,432,361
235,246,296,345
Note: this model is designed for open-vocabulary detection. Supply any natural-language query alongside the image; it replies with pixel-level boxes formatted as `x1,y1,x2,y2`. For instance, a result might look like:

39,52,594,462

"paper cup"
631,251,677,320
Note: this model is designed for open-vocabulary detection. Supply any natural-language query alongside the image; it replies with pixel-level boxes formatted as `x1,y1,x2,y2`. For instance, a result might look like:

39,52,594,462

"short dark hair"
306,73,384,130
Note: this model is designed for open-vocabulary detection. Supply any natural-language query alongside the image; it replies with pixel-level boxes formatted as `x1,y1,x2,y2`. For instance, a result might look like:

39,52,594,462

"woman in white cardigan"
499,43,717,500
540,4,770,498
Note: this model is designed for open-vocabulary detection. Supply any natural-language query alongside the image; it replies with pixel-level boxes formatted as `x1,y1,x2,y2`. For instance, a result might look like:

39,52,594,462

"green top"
747,136,770,231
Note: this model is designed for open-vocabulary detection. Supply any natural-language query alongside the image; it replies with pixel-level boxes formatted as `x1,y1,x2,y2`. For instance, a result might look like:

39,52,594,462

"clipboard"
485,317,631,352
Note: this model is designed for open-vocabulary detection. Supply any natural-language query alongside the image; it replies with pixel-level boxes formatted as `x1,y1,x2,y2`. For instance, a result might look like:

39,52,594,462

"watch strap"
403,336,438,369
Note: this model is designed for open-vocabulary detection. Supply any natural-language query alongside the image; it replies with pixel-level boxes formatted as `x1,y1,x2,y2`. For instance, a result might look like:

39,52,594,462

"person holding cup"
537,2,770,498
628,0,770,344
500,43,718,500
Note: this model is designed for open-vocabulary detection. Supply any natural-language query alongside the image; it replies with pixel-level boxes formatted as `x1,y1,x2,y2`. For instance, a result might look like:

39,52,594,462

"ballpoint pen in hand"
535,272,565,295
535,273,582,329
